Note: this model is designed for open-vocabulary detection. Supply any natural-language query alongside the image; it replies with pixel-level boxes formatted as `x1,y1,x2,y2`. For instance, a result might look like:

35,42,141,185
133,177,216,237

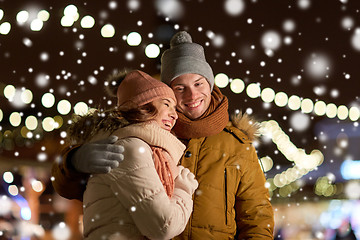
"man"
52,31,274,239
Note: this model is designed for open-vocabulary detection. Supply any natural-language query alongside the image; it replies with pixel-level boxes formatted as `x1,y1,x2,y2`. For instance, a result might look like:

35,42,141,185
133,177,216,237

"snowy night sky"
1,0,360,206
2,0,360,239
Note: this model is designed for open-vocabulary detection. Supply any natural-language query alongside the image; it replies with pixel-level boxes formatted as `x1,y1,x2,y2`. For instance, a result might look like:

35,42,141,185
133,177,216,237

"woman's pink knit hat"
117,70,176,107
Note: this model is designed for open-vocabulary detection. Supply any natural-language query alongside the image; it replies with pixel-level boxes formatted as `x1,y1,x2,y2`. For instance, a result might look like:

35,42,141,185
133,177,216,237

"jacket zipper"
224,168,228,225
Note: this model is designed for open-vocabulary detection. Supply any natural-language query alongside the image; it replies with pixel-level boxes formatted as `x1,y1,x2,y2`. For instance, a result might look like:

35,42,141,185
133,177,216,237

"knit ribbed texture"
117,70,176,107
172,86,229,139
151,146,174,197
112,122,186,197
161,31,214,90
112,122,186,171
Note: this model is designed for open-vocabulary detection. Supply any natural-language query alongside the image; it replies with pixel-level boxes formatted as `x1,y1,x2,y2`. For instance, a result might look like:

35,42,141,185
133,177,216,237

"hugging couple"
52,31,274,240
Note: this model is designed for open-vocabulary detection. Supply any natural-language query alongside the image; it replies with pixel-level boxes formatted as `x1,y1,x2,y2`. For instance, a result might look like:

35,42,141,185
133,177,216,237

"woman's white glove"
174,166,199,195
71,136,125,173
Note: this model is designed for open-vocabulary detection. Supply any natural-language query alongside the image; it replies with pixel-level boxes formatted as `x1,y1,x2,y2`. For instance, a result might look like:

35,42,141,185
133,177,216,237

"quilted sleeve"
234,144,274,239
51,145,89,201
109,137,193,239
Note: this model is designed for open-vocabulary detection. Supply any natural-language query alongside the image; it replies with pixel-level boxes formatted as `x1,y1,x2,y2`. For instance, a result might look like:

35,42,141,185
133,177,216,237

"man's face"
170,73,212,120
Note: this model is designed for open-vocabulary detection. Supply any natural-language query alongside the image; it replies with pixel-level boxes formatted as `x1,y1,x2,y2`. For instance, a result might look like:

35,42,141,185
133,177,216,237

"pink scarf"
151,147,174,198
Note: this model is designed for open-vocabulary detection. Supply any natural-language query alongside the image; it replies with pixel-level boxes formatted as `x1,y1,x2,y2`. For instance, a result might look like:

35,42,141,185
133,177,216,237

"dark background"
1,0,360,201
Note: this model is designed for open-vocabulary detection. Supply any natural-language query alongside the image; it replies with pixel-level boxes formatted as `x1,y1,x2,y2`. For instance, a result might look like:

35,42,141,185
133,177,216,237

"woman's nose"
170,108,178,120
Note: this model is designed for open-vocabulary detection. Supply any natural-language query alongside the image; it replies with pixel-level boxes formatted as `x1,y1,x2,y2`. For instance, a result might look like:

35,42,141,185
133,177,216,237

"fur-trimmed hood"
67,109,130,145
228,113,260,142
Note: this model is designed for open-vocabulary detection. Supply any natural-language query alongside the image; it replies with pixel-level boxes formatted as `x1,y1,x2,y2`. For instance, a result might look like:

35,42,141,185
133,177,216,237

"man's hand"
71,136,124,174
175,166,199,195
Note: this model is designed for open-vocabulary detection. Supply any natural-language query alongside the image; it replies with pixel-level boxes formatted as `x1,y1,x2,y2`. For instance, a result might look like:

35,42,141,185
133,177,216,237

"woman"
67,70,198,240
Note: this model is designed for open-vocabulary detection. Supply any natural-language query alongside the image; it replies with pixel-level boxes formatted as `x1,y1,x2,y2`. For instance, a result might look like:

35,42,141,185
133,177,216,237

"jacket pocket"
224,165,241,227
224,168,228,225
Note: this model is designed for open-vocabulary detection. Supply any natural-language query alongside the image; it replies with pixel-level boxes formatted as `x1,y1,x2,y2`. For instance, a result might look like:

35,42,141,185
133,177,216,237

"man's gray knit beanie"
161,31,214,91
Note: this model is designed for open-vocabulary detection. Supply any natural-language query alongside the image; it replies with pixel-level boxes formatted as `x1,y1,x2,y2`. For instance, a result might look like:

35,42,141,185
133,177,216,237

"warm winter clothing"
116,70,176,107
52,114,274,239
82,122,194,240
160,31,274,238
161,31,214,91
54,69,196,240
173,115,274,239
52,32,274,239
172,86,229,139
163,84,273,239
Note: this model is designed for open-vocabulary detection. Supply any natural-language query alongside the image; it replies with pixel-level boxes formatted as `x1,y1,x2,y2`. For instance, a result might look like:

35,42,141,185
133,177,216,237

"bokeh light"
326,103,337,118
230,78,245,94
51,222,71,240
314,101,327,116
351,28,360,51
25,116,38,130
20,207,32,221
261,88,275,103
37,10,50,21
337,105,349,120
4,85,16,99
300,98,314,114
224,0,245,16
214,73,229,88
288,95,301,110
349,106,360,121
30,19,43,31
246,83,261,98
3,171,14,183
261,30,281,51
274,92,288,107
16,10,29,23
290,112,310,132
128,0,140,11
74,102,89,115
127,32,142,46
63,4,78,18
60,15,74,27
0,22,10,35
80,15,95,28
155,0,184,20
8,185,19,196
57,100,72,115
41,93,55,108
9,112,21,127
283,19,296,32
42,117,55,132
145,44,160,58
0,196,12,216
31,180,44,192
341,16,354,30
21,89,33,104
305,53,331,80
101,24,115,38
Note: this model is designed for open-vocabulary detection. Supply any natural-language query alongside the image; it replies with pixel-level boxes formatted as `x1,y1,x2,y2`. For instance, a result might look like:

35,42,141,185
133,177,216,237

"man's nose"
184,87,197,98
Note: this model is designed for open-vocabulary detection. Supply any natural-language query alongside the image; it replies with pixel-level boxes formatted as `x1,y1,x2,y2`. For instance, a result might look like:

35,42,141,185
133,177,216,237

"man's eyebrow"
162,98,171,103
172,77,206,86
195,77,206,82
171,83,184,87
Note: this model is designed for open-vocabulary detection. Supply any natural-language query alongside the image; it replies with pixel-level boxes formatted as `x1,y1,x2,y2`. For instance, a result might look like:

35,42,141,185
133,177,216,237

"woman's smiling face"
152,97,178,131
